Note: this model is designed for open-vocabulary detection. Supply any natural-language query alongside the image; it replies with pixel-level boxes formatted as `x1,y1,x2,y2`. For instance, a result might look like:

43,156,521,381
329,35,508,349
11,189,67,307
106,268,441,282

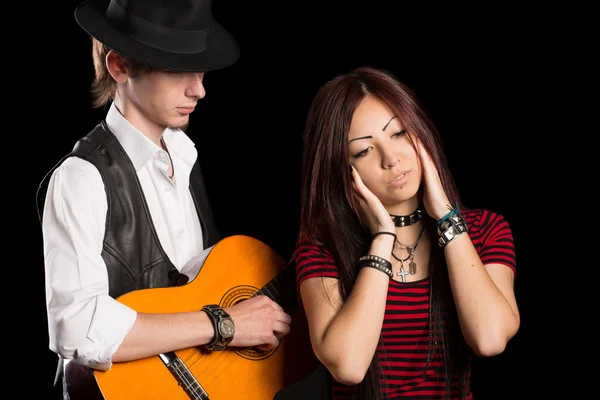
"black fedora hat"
74,0,240,72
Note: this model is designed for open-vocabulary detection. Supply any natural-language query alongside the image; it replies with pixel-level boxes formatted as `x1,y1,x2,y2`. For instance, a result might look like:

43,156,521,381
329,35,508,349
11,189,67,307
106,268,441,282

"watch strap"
202,304,234,351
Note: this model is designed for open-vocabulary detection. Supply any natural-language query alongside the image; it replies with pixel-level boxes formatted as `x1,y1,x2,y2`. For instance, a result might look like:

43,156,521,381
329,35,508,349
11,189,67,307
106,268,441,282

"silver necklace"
391,225,426,282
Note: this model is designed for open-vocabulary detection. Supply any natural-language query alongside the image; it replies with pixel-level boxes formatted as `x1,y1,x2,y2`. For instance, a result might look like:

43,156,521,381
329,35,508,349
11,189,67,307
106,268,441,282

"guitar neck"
254,260,298,311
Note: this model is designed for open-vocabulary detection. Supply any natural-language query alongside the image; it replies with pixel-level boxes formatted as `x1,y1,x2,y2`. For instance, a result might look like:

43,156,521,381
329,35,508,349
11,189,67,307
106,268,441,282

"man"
37,0,292,398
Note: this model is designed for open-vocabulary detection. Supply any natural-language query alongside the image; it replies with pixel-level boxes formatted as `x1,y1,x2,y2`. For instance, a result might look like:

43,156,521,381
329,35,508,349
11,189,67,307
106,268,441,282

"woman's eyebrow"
348,116,399,143
383,115,398,131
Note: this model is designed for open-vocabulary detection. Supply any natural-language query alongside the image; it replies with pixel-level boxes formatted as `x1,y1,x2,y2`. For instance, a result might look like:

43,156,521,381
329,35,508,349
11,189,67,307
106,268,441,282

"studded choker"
389,207,423,227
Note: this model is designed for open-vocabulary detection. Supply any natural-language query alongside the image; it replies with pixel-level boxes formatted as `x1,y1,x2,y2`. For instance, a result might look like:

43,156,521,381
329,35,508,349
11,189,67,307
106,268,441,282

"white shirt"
42,103,211,370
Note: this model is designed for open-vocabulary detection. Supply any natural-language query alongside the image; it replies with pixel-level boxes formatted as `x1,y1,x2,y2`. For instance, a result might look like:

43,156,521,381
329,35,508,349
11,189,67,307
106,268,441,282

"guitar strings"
173,361,205,399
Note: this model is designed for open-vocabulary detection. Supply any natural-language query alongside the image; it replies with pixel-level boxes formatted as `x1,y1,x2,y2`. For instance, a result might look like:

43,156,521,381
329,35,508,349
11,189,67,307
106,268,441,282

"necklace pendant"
397,266,409,283
409,260,417,275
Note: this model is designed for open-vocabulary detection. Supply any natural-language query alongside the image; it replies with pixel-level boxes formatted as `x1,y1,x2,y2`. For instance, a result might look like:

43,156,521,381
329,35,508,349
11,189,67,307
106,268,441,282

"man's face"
121,70,206,134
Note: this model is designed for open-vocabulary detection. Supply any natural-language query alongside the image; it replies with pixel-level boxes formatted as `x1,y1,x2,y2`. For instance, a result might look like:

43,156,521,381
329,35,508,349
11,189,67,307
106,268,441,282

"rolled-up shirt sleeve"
42,157,137,370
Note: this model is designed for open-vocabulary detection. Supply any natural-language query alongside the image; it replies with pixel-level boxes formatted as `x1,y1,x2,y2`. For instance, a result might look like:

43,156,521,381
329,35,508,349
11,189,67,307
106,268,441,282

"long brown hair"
298,66,470,399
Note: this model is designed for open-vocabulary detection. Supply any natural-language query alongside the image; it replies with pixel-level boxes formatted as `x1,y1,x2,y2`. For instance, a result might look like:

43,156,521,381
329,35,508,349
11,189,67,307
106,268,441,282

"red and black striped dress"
295,209,516,399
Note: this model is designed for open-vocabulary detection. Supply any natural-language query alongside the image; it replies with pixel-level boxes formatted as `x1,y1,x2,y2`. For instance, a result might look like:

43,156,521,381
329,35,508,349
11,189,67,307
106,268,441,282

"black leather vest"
37,121,221,298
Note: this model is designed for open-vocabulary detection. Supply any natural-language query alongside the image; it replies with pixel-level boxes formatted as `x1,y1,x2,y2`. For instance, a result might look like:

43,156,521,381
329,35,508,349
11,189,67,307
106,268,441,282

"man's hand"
224,295,292,351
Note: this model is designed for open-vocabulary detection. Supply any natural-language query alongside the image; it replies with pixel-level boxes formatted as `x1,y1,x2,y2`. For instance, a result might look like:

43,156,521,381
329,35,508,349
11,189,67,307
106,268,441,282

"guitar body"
93,235,318,399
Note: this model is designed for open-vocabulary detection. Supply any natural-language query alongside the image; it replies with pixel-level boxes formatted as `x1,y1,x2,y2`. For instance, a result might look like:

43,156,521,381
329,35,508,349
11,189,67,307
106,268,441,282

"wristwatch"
202,304,235,351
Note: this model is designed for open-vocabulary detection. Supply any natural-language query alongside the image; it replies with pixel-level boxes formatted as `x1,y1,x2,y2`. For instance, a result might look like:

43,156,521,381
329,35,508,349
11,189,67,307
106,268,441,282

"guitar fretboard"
254,260,297,311
159,352,209,399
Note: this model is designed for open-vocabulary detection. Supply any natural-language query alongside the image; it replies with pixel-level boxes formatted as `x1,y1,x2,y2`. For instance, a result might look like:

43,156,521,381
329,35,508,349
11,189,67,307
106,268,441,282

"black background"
28,1,556,398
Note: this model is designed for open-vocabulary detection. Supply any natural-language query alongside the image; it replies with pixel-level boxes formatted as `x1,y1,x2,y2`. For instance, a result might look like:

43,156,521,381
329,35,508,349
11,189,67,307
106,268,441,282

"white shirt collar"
105,102,197,171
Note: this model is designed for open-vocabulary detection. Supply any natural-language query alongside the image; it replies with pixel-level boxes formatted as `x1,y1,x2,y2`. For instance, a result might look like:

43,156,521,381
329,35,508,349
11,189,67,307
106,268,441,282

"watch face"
219,319,235,338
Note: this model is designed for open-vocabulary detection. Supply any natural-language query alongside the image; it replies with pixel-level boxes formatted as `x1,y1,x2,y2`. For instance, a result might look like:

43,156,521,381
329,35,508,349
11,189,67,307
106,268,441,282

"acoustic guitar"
84,235,317,399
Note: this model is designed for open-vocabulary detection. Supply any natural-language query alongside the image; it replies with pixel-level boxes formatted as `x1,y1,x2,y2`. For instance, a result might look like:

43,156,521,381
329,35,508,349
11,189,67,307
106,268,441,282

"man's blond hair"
90,38,156,108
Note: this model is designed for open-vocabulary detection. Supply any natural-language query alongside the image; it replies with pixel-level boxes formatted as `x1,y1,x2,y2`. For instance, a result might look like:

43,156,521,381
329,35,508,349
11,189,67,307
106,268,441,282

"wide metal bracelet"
438,222,468,247
437,213,468,236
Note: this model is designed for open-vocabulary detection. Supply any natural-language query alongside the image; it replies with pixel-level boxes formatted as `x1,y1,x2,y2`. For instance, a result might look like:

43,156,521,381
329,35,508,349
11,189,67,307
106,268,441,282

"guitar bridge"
159,352,209,399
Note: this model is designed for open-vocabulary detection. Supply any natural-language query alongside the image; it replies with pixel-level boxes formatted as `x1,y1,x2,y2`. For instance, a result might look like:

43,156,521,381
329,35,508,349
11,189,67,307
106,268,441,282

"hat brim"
74,0,240,72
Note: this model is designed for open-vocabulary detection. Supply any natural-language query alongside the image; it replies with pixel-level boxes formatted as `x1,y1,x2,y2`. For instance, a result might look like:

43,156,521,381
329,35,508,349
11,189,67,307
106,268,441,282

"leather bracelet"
359,255,393,270
357,257,393,279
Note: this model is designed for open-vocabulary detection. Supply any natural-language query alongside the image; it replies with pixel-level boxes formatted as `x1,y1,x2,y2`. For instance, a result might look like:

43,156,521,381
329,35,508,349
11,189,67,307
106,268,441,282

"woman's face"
347,95,422,210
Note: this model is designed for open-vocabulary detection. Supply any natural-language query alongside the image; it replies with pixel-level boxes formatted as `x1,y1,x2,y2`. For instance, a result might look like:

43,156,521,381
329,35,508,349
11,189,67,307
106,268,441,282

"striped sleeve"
472,210,516,276
294,241,339,291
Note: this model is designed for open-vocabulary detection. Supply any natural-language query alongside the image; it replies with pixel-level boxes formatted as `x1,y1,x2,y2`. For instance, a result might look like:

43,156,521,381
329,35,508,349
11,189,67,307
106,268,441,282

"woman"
294,66,519,399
